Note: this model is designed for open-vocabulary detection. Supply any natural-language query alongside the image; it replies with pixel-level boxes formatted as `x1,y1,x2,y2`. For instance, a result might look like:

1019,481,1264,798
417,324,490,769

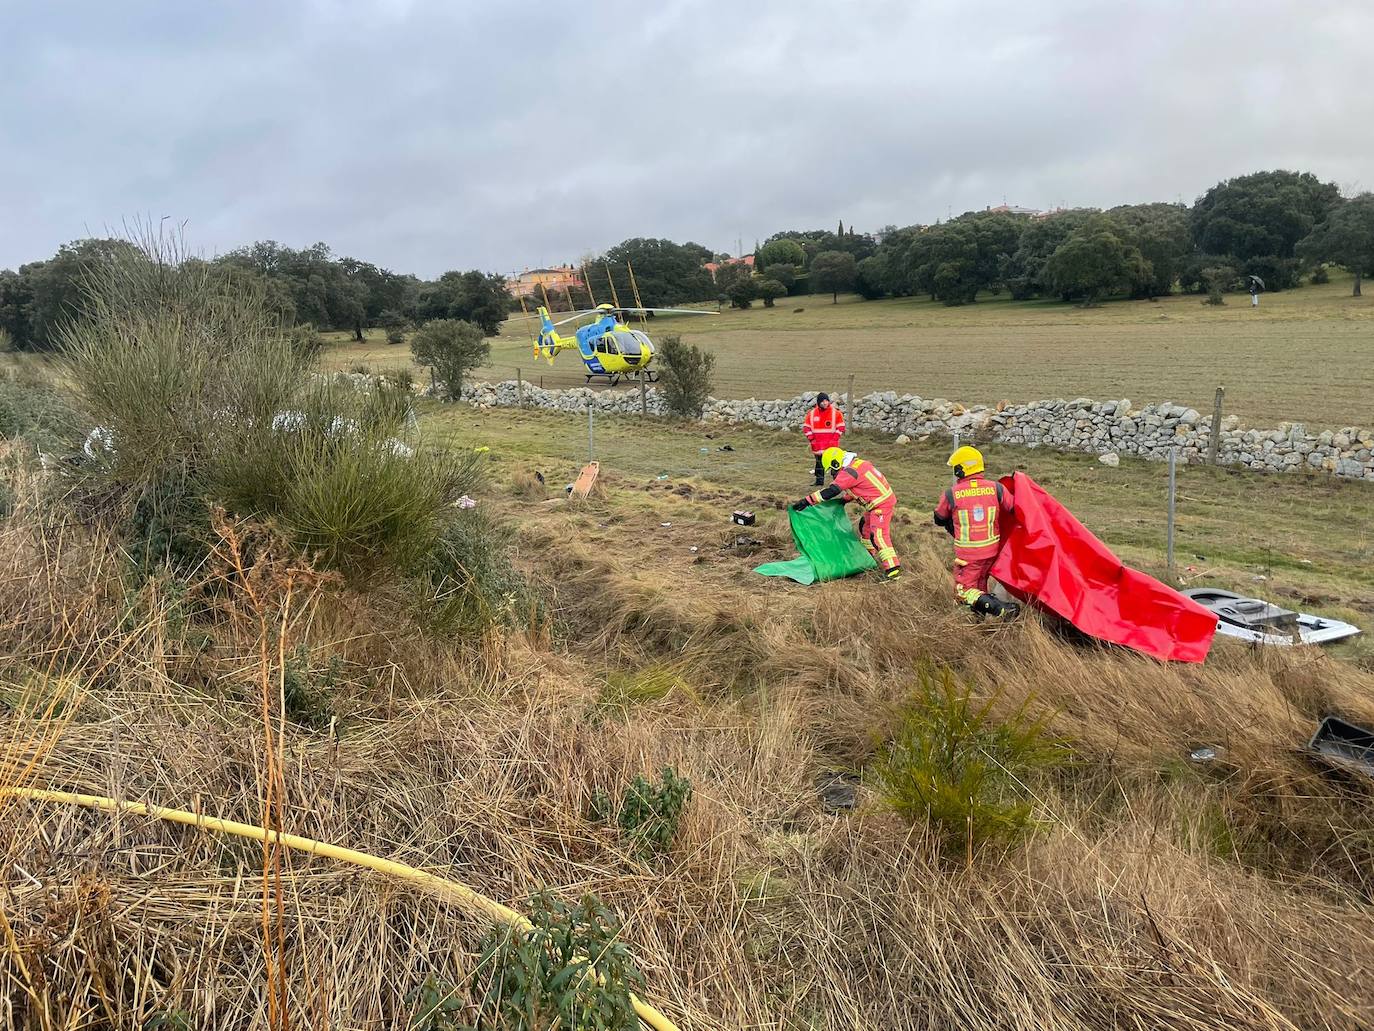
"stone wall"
456,381,1374,482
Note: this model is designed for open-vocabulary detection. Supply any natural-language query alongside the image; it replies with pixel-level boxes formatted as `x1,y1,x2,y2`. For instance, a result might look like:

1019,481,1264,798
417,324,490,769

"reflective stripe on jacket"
934,476,1014,559
832,458,894,511
802,405,846,453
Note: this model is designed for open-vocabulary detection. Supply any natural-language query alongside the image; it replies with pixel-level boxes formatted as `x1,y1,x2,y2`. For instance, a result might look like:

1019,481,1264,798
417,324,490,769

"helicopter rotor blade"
614,307,717,316
551,311,598,327
506,309,600,327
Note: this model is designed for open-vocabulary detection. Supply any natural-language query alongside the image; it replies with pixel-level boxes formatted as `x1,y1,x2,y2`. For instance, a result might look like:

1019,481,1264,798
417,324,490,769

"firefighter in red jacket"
933,446,1020,617
792,447,900,580
802,392,846,486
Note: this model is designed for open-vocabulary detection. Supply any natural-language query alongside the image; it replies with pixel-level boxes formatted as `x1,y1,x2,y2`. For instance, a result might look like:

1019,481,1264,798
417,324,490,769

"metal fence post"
846,373,855,422
639,374,648,418
1207,386,1224,466
1167,447,1178,572
516,367,524,409
588,403,595,463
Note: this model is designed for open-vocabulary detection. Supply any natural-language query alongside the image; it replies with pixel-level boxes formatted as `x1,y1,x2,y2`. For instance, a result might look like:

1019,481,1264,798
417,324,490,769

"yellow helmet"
820,446,849,473
947,445,984,476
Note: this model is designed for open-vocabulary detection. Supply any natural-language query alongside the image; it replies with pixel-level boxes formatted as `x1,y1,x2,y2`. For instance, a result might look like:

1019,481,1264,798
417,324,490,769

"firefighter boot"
972,593,1020,620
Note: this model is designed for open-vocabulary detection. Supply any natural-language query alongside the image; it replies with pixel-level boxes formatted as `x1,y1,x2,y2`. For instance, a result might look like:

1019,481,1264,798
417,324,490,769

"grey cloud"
2,0,1369,276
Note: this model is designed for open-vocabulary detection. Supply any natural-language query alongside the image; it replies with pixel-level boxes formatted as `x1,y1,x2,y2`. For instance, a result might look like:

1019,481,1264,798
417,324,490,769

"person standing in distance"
802,392,846,486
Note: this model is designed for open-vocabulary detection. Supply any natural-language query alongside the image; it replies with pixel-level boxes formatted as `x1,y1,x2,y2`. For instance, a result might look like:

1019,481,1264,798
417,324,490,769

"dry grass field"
427,403,1374,635
9,268,1374,1029
323,275,1373,429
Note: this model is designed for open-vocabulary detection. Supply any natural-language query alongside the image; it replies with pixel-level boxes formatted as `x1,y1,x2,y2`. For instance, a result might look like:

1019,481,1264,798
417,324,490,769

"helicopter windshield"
611,330,649,357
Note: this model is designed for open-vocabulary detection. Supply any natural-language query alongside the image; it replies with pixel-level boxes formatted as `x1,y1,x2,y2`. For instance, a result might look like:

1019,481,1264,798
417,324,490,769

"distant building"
985,203,1044,217
703,254,755,280
507,265,584,298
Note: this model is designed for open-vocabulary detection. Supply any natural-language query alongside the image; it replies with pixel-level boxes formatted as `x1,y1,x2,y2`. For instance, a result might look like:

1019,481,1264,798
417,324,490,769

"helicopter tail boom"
533,306,572,363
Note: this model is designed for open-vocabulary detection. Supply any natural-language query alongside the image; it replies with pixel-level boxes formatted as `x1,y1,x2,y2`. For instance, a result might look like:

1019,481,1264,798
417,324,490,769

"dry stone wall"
456,381,1374,482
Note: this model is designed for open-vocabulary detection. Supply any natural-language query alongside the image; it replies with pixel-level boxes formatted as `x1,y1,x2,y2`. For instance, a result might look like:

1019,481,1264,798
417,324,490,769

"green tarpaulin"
755,502,877,585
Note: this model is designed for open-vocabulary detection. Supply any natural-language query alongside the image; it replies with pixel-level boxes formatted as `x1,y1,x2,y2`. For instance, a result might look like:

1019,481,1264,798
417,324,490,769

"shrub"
871,667,1062,861
762,263,796,290
280,644,341,729
125,465,214,577
466,893,645,1031
411,507,542,637
755,278,786,308
288,324,323,361
407,975,462,1031
410,319,489,399
1201,265,1236,306
386,328,405,345
726,278,754,309
1310,263,1330,285
591,766,692,859
655,335,715,419
61,233,308,491
61,235,483,586
0,328,13,352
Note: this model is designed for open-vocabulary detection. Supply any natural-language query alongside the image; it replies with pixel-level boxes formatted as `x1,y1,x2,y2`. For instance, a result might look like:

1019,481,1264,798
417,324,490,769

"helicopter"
525,302,715,385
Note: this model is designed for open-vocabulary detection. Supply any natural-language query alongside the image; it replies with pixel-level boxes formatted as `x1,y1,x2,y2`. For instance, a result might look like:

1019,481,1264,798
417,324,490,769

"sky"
2,0,1370,278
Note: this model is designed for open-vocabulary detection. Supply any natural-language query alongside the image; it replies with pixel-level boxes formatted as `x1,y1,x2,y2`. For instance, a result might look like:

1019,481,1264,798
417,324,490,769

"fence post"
1167,447,1177,573
639,374,648,418
1207,386,1224,466
516,367,524,409
845,373,855,423
588,404,595,463
951,431,961,487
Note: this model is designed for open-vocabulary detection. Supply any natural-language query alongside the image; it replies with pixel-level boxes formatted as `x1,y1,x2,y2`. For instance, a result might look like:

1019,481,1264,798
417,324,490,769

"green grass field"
324,274,1372,429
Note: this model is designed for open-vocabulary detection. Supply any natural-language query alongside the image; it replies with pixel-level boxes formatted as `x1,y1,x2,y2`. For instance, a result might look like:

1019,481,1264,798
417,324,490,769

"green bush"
755,278,786,307
288,324,324,361
61,236,308,490
1201,265,1237,306
726,279,754,309
411,507,541,636
408,975,462,1031
656,335,715,419
280,644,341,729
125,465,213,577
386,327,406,345
214,427,475,579
591,766,692,859
61,236,486,588
466,893,645,1031
871,667,1062,860
1310,263,1330,285
410,319,489,399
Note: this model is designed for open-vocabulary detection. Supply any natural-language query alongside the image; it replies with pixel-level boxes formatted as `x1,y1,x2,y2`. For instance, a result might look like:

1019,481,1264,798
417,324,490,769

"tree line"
0,239,511,352
857,171,1372,306
533,171,1374,313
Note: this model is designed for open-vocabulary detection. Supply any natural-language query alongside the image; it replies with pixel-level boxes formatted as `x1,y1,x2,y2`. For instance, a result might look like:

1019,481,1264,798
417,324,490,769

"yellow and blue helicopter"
525,302,715,385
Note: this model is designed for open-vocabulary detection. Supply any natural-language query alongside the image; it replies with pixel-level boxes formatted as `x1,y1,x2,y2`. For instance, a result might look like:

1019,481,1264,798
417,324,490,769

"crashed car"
1182,588,1361,647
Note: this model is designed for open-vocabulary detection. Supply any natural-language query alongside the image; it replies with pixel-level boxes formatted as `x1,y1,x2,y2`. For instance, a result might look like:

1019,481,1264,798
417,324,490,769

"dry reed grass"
4,471,1374,1029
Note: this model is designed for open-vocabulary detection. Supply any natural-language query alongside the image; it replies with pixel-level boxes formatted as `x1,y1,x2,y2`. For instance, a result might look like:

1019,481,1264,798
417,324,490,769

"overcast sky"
2,0,1369,277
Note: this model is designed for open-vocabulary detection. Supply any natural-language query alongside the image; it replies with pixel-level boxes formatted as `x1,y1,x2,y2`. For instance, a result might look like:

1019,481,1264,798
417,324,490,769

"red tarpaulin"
990,472,1216,663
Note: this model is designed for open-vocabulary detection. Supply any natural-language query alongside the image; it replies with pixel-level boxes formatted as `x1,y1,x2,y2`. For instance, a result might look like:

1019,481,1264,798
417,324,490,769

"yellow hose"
4,786,682,1031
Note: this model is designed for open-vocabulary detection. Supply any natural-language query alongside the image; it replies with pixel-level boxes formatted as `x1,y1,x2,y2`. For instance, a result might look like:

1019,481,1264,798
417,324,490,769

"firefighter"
792,446,900,580
933,445,1019,618
802,392,846,486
